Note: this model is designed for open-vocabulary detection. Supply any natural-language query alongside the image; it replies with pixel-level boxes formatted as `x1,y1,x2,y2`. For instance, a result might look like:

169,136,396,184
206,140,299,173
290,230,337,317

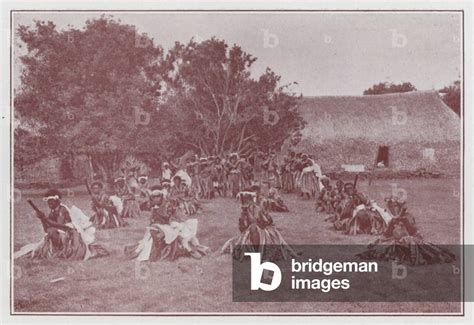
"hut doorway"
376,146,389,168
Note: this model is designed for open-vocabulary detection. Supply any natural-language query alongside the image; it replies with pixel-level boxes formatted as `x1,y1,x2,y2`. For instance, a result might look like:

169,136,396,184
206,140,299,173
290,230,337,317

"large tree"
14,17,167,181
159,37,304,157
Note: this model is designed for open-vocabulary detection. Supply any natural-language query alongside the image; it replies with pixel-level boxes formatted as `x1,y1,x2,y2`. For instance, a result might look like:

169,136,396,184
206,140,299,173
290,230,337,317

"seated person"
137,175,152,211
357,197,455,265
124,189,209,261
90,181,127,229
14,189,109,260
221,190,298,261
114,176,141,218
264,187,290,212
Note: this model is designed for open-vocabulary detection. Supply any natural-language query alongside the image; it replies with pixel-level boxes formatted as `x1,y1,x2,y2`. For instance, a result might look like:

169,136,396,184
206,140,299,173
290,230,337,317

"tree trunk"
87,154,95,179
69,151,75,179
88,152,120,184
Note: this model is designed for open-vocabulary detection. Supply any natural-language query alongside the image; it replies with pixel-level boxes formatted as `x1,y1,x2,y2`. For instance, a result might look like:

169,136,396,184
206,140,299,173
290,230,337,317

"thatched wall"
290,91,461,174
297,138,460,175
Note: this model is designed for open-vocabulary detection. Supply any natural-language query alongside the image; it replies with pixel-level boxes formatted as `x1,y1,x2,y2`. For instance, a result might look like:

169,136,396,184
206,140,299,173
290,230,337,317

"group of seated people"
279,151,324,199
15,177,296,263
315,176,454,265
316,177,389,236
88,171,201,230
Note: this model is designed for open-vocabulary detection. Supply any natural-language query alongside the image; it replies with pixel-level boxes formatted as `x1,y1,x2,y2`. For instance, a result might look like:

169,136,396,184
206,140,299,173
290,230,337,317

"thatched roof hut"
291,91,460,174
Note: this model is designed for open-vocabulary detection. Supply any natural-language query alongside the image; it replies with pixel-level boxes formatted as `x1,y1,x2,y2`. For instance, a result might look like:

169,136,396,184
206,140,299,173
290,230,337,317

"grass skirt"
125,219,209,261
357,236,455,265
14,205,109,260
122,199,141,218
91,207,128,229
221,224,298,261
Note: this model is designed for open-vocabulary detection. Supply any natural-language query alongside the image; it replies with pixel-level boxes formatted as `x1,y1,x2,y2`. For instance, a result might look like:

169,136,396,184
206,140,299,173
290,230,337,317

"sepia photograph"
3,4,470,321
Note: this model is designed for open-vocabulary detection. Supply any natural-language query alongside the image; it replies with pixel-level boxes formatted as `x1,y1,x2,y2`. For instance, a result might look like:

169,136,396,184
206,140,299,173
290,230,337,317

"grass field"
12,178,462,314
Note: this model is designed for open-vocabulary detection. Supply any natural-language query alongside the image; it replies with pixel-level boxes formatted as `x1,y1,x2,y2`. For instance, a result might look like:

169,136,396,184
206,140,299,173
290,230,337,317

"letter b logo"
245,252,282,291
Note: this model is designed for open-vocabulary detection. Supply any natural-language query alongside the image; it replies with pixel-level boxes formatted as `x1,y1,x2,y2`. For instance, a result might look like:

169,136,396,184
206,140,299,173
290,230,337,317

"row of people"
162,150,323,201
15,181,295,263
88,174,200,230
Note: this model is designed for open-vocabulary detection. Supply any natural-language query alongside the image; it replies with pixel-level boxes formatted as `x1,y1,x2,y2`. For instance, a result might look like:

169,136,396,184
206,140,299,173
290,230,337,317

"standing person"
299,154,319,199
261,152,270,184
210,156,226,198
137,175,152,211
14,189,109,260
239,155,253,191
252,150,265,182
267,152,281,189
281,157,294,193
187,156,201,198
161,162,173,184
90,181,127,229
293,152,304,194
198,157,212,199
226,153,241,198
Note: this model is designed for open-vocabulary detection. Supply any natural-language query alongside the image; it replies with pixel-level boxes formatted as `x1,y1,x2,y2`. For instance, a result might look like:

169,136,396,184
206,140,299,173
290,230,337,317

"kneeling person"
14,189,109,260
90,181,127,229
124,188,209,261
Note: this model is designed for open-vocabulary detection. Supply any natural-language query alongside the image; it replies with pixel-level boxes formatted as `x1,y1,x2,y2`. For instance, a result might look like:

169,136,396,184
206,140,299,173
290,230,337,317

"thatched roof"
297,91,460,144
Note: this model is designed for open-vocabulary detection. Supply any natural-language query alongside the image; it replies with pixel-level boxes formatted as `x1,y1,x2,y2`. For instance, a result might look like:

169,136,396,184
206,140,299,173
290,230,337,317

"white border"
1,1,472,324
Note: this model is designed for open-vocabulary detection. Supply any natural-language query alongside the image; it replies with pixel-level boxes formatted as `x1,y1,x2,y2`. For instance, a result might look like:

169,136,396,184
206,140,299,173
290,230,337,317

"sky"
12,11,462,96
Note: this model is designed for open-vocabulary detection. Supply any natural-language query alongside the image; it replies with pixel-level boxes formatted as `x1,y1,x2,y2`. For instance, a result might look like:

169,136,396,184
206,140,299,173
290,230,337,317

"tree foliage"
15,18,304,182
363,82,417,95
439,80,461,116
160,37,304,157
15,17,167,181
